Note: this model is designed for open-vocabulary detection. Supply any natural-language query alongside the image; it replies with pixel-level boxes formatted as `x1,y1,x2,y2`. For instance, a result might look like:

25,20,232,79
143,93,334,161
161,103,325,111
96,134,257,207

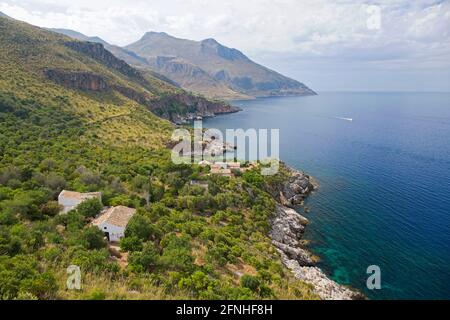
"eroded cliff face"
269,165,362,300
266,165,318,207
44,67,239,123
63,41,147,83
44,69,109,92
150,93,241,123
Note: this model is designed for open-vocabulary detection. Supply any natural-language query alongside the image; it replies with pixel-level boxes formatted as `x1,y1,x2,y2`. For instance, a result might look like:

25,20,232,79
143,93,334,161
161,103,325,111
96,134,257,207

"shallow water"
204,92,450,299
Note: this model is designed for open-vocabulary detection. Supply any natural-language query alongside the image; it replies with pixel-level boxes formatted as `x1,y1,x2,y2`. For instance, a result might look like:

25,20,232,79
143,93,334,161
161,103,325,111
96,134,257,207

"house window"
104,227,107,230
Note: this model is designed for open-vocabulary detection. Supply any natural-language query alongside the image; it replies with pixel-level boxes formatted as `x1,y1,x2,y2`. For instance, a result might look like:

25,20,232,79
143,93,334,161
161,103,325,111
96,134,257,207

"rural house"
58,190,102,213
209,161,242,177
92,206,136,242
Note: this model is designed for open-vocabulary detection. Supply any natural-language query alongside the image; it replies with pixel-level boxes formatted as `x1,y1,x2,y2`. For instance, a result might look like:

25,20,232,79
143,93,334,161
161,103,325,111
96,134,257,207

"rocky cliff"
44,69,109,92
150,56,248,100
51,28,316,100
40,35,241,123
269,165,361,300
44,66,239,123
63,41,147,84
150,93,241,123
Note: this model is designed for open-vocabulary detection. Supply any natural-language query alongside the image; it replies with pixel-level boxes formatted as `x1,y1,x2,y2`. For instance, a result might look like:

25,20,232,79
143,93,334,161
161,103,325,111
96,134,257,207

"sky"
1,0,449,92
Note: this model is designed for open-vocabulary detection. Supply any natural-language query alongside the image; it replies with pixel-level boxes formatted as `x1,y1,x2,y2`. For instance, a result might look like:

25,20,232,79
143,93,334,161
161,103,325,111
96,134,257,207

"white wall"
96,222,125,242
58,197,83,214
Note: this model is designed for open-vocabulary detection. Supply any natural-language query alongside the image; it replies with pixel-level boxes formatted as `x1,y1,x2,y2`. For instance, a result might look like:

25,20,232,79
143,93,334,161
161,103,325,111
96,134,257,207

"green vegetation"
0,16,318,300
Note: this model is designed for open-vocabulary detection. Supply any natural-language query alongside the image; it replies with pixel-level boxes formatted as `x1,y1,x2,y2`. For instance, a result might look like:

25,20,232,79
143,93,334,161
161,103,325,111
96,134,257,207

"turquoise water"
204,92,450,300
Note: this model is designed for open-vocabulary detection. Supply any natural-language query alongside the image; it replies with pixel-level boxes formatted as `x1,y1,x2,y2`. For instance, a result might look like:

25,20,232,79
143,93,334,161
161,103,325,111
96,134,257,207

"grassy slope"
0,17,175,148
0,17,318,300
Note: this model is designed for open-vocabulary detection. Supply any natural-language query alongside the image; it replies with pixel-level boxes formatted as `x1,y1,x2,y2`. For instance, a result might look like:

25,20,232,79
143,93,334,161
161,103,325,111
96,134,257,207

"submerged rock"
279,250,359,300
269,165,360,300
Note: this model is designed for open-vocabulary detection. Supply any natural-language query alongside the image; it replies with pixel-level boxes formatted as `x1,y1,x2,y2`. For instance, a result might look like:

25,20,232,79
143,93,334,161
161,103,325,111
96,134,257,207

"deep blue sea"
204,92,450,300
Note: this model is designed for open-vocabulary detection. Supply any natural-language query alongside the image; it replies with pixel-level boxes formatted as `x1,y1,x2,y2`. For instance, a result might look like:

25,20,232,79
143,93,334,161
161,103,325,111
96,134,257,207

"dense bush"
76,198,103,218
0,91,316,300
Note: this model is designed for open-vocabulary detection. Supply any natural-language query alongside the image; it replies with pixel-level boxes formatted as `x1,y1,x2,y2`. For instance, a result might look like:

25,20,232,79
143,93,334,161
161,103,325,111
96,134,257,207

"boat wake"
335,117,353,122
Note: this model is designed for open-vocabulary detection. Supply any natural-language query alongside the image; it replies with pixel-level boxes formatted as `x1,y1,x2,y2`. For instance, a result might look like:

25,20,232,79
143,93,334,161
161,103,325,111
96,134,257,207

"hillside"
51,28,316,100
49,28,150,68
50,28,245,100
126,32,316,99
33,27,239,123
0,16,318,300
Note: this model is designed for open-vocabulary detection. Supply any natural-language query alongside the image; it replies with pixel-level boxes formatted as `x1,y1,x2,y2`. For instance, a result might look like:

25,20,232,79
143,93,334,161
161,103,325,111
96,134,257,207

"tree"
120,236,143,252
40,201,61,217
81,226,106,250
159,234,194,272
2,190,49,220
129,243,159,272
125,213,161,241
76,198,103,218
131,175,151,205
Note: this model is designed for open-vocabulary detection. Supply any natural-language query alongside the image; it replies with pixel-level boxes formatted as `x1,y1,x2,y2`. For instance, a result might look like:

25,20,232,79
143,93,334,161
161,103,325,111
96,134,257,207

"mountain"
49,28,150,68
50,28,243,99
126,32,316,99
0,15,320,300
49,28,108,45
33,27,238,123
50,28,315,100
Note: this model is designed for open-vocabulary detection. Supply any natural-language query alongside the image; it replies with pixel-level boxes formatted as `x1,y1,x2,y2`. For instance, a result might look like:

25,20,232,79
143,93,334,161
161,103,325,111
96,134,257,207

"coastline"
269,164,361,300
224,91,318,103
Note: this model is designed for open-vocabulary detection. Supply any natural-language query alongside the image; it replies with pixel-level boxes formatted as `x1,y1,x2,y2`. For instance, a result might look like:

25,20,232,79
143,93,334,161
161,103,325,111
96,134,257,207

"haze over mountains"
51,29,316,100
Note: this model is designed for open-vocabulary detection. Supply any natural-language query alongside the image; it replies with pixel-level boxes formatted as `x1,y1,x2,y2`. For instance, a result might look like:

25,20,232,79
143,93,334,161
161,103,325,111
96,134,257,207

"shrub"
240,275,260,292
81,226,107,250
76,198,103,218
120,236,143,252
129,243,159,272
21,271,58,299
125,213,161,241
40,201,61,217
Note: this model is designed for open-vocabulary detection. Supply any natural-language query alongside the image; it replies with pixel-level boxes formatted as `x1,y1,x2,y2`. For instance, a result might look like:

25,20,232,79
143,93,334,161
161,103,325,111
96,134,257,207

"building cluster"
56,161,256,242
199,160,248,177
58,190,135,243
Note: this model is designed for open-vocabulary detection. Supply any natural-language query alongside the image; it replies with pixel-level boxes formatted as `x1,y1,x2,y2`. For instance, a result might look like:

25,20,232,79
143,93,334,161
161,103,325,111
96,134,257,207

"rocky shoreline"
269,165,361,300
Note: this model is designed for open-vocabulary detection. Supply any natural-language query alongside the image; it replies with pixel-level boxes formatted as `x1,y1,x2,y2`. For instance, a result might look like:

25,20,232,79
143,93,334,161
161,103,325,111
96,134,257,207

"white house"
92,206,136,242
58,190,102,214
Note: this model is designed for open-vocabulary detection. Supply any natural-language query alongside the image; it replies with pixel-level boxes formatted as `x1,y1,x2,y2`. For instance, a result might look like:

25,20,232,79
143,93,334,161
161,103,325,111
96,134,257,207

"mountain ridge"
0,15,321,300
50,28,316,100
126,32,316,99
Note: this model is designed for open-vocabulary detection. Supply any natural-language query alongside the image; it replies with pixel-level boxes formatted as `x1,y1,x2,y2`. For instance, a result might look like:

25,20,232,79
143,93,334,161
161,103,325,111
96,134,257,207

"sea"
203,92,450,300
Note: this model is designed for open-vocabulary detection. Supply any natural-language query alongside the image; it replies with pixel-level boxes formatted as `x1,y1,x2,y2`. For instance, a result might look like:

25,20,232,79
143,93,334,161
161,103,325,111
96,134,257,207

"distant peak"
144,31,170,37
202,38,218,44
